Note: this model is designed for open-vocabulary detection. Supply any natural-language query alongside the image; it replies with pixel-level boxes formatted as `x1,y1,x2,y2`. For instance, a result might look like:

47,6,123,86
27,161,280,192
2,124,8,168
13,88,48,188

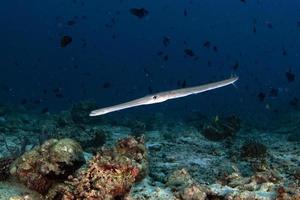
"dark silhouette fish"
286,69,295,82
203,41,211,48
60,35,72,47
130,8,149,19
184,49,195,57
163,36,171,47
257,92,266,102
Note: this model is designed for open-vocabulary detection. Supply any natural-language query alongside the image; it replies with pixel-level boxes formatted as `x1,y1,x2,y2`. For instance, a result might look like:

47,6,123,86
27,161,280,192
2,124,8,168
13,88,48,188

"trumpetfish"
90,76,238,116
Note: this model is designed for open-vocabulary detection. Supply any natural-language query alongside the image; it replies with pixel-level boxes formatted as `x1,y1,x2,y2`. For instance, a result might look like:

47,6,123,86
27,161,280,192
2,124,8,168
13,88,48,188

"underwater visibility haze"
0,0,299,199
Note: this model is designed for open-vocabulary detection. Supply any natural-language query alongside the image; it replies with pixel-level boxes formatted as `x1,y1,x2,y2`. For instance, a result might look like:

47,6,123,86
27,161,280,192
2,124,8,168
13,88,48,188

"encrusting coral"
46,136,148,200
9,138,85,194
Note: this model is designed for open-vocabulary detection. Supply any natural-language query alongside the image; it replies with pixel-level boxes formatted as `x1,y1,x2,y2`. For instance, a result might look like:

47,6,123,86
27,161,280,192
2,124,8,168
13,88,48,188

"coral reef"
201,115,240,141
46,136,148,200
115,136,148,181
10,138,84,194
1,108,300,200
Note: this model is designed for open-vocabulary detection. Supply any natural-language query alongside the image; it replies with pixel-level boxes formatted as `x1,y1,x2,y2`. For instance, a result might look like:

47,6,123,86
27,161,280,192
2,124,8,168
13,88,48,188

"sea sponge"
10,138,85,194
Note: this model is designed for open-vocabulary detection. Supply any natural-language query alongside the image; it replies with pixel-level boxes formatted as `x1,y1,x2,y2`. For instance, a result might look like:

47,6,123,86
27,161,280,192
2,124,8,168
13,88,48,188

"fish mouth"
89,111,99,117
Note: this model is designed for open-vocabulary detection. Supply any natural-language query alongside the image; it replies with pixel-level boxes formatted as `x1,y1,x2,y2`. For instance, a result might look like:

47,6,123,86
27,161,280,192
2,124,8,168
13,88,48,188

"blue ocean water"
0,0,300,199
1,0,299,120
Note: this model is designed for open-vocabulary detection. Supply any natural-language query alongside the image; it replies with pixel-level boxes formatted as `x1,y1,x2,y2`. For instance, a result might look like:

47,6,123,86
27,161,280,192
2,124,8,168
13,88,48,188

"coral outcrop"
46,136,148,200
10,138,85,194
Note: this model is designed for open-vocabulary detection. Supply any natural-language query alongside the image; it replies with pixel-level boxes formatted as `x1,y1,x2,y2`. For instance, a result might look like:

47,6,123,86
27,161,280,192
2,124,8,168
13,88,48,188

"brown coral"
10,138,84,194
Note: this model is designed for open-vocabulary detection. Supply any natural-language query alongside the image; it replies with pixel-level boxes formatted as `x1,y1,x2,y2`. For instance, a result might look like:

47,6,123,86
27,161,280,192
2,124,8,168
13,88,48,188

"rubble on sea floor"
0,104,299,199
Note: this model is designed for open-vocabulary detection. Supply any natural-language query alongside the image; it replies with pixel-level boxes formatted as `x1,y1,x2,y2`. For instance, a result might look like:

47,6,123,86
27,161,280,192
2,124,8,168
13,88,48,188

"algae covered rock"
49,138,84,166
46,136,149,200
240,140,267,159
115,136,148,181
10,138,85,194
202,115,240,141
167,168,207,200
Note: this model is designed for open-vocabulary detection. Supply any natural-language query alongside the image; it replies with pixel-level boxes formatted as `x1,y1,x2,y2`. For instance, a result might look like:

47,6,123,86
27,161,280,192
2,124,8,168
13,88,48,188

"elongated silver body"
89,76,238,116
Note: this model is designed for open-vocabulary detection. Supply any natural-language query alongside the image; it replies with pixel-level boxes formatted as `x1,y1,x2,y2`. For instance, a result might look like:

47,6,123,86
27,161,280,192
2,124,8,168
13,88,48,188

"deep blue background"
1,0,300,123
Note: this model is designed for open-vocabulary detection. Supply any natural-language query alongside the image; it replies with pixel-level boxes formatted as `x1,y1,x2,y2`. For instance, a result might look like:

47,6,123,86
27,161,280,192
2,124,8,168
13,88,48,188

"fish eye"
153,95,157,99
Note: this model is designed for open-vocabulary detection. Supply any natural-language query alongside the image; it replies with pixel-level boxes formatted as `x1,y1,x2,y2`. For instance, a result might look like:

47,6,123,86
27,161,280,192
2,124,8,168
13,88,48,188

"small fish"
184,9,188,17
286,69,295,82
60,35,72,47
184,48,195,57
207,60,212,67
265,21,273,29
102,82,111,89
163,55,169,61
130,8,149,19
213,46,218,52
203,41,211,48
253,25,257,33
163,36,171,47
157,51,164,56
67,20,76,26
282,48,287,56
257,92,266,102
